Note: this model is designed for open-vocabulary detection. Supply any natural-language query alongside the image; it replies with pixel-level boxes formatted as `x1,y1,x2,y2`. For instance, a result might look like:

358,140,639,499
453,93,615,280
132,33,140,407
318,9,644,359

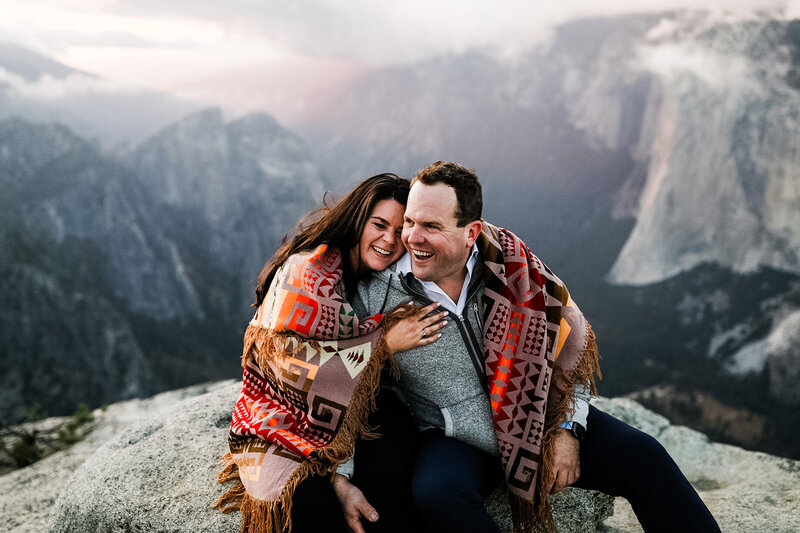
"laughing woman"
213,174,444,533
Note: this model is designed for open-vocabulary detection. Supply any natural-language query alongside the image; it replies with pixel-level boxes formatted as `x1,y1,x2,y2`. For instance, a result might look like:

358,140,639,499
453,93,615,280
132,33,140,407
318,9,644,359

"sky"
1,0,797,121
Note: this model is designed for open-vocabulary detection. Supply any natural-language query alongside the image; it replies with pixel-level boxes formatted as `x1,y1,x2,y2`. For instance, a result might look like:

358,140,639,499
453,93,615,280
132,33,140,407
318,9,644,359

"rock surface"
46,381,611,533
593,397,800,533
602,15,800,285
766,309,800,406
0,382,226,533
2,382,798,532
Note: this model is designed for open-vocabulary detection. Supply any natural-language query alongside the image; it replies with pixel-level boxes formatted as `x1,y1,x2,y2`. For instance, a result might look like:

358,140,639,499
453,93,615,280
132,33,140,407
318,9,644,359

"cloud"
0,65,140,100
638,42,754,90
0,2,230,55
0,0,793,123
56,0,794,64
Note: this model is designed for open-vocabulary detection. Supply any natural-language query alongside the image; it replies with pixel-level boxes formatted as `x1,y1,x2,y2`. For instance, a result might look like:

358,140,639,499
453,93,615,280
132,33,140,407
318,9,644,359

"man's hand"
549,428,581,494
331,474,379,533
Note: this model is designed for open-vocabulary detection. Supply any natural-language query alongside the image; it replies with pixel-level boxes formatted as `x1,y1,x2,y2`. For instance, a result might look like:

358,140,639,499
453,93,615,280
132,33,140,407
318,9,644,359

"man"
334,161,719,533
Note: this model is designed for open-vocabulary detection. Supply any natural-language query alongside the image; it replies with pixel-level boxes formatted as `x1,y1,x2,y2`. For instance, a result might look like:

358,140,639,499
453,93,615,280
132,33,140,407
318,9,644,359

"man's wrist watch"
559,420,586,440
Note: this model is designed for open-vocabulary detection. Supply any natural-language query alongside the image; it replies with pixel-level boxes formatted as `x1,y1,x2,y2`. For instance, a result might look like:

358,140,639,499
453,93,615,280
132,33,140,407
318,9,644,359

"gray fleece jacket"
353,260,500,456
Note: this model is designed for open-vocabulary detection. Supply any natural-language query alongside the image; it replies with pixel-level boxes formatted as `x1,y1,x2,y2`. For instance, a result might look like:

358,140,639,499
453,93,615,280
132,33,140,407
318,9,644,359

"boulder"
48,381,612,532
592,397,800,532
10,383,793,532
0,382,229,533
49,382,241,533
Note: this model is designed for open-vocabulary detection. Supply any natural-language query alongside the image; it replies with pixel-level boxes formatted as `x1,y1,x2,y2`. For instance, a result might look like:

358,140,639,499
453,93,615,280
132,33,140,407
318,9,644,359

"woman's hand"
384,302,448,353
332,474,378,533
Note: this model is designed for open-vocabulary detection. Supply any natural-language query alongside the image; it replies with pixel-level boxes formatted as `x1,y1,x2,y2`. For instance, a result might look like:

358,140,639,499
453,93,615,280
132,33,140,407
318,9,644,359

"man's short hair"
411,161,482,226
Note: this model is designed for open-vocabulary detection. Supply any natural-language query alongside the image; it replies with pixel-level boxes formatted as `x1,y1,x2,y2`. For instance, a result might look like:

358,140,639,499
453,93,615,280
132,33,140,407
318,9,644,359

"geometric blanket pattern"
213,245,391,533
479,222,600,533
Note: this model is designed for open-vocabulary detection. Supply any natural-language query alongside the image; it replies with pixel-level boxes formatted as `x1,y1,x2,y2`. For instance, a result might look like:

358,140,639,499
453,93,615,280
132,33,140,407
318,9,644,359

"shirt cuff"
561,383,590,429
336,457,354,479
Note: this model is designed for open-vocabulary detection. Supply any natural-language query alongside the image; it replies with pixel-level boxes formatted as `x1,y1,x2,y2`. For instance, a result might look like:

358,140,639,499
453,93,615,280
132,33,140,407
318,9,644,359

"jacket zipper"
399,274,489,393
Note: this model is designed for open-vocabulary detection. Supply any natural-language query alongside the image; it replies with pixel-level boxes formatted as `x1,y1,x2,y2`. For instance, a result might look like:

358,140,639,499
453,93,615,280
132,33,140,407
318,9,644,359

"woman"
214,173,444,533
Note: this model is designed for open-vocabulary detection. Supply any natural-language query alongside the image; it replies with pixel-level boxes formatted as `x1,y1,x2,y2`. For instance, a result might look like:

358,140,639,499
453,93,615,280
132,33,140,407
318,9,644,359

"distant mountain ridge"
0,42,86,81
129,108,324,301
608,16,800,285
0,111,324,422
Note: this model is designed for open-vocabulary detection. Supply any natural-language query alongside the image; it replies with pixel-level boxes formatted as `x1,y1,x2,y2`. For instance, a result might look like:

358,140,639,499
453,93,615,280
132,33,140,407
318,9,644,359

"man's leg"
412,429,503,533
351,387,420,533
574,405,720,533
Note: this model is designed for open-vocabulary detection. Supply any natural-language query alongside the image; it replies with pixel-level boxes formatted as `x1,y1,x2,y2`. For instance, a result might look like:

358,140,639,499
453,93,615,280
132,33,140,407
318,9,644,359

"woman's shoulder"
284,244,343,269
276,245,347,289
254,244,346,329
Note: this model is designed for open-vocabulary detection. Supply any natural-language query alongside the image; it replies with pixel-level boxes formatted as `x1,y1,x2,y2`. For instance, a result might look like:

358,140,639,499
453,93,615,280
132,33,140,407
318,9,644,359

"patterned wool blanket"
479,221,601,533
215,226,600,533
213,244,403,533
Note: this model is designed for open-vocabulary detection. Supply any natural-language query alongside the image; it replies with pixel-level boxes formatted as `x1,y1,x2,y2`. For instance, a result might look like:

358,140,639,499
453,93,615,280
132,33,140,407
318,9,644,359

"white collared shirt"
393,244,479,315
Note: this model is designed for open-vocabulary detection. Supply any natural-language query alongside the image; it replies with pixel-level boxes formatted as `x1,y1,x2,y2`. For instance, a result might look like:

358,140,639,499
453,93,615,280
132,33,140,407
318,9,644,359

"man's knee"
583,413,683,493
610,430,688,496
628,432,676,472
412,466,483,512
587,409,675,474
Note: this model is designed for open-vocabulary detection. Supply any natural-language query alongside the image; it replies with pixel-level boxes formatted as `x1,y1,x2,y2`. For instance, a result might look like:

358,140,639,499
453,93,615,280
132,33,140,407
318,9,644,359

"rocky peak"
0,119,93,185
607,15,800,285
130,107,324,305
0,117,205,321
0,43,84,82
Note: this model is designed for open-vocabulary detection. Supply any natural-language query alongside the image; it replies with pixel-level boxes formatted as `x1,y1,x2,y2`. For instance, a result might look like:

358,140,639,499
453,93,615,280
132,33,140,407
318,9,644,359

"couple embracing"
214,162,720,533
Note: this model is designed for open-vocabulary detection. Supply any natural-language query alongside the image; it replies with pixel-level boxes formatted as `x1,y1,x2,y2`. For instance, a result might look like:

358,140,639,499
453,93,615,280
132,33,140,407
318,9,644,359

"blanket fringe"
525,323,601,533
212,453,320,533
308,303,417,465
510,493,552,533
242,325,315,369
310,319,402,463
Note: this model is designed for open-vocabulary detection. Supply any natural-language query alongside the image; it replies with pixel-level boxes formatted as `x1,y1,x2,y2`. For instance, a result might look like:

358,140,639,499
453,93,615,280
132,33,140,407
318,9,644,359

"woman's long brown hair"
253,173,410,307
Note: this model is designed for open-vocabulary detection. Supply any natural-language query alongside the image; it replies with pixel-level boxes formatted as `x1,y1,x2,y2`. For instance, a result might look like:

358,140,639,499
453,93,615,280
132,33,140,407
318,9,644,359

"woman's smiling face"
351,198,406,273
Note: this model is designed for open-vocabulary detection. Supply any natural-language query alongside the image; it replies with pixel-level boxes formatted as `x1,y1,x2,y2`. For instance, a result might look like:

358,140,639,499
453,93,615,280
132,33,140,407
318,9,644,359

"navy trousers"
408,405,720,533
292,400,720,533
573,405,720,533
411,428,503,533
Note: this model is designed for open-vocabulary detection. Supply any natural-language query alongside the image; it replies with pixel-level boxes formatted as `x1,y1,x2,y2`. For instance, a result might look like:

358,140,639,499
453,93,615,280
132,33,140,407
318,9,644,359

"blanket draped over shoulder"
479,221,601,533
214,224,600,533
213,244,398,533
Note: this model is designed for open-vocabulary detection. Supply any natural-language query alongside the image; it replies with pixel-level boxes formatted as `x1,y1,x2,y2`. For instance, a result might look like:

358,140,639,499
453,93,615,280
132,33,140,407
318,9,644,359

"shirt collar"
394,243,479,283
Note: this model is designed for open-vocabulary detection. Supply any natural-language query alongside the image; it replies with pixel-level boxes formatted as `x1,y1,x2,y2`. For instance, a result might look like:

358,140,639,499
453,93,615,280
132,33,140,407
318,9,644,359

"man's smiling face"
402,182,475,295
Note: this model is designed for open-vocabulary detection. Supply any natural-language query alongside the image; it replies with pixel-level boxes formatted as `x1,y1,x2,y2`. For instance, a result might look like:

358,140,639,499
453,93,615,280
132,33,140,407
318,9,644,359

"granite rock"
46,381,612,533
1,384,796,532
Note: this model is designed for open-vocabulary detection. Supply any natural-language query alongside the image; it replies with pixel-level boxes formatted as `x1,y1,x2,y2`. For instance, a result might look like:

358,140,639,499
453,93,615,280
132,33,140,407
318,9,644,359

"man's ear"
465,220,482,247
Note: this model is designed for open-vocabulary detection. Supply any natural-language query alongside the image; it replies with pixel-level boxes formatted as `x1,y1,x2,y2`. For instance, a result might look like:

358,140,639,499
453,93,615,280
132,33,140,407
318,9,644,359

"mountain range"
0,110,324,422
1,10,798,458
